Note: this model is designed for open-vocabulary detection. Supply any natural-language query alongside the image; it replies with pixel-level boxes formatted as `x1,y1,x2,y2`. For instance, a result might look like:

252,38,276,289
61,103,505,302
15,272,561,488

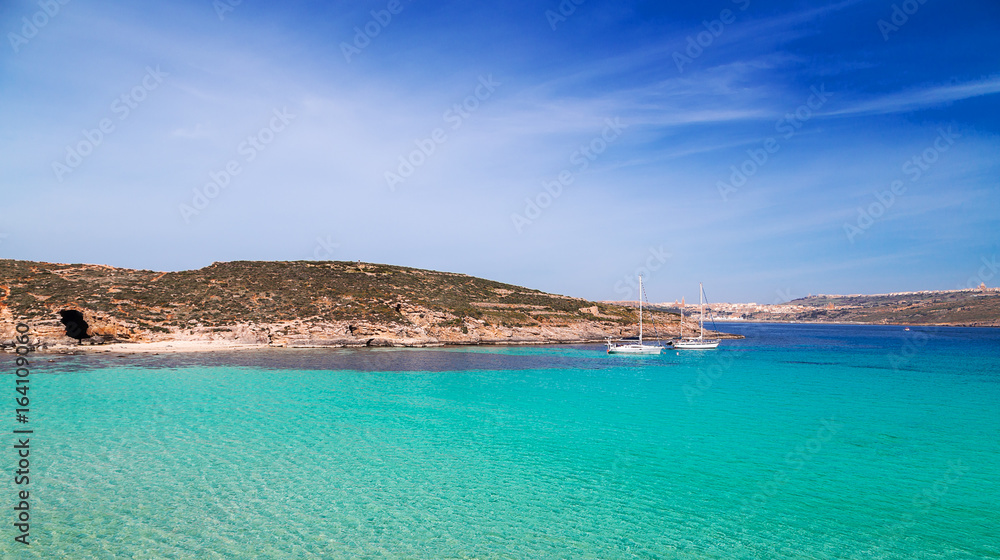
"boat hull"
672,339,721,350
607,344,663,355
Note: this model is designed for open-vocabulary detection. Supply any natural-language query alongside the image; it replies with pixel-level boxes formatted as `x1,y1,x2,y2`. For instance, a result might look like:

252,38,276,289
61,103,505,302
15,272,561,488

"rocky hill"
0,260,735,351
700,289,1000,327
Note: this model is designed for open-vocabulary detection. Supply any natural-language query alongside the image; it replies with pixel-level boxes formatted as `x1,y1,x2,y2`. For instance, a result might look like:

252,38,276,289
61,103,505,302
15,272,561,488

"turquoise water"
5,324,998,559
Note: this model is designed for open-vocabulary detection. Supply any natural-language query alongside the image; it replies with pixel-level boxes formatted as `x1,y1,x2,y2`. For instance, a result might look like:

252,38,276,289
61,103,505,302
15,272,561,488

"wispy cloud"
827,76,1000,117
171,124,210,139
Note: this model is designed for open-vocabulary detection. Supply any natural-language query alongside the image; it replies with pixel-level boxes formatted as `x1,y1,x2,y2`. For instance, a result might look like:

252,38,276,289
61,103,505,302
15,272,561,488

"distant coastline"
610,288,1000,328
711,319,998,328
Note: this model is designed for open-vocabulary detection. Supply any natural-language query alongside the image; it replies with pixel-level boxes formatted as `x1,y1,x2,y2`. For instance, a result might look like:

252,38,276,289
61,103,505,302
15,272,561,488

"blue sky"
1,0,998,303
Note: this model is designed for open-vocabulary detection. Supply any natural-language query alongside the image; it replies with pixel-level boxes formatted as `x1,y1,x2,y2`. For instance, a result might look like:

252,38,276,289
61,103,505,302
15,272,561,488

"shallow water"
5,323,998,558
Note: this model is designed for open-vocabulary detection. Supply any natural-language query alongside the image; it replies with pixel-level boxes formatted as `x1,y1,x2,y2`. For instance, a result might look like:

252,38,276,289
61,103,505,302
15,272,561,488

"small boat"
673,282,721,350
607,275,663,355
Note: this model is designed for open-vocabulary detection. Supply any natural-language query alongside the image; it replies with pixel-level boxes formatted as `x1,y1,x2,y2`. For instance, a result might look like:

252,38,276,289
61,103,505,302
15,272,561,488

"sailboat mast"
638,275,643,343
699,282,705,340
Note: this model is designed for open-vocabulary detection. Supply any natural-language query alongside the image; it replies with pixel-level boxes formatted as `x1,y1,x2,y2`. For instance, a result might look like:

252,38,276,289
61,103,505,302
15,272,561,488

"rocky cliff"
0,260,738,351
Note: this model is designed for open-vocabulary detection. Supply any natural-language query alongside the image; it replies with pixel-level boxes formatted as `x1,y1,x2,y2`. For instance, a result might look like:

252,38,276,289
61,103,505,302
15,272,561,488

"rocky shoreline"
1,259,743,354
2,318,742,354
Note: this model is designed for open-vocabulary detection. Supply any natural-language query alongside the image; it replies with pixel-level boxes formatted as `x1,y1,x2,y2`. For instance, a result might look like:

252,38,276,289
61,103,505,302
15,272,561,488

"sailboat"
607,275,663,355
673,282,721,350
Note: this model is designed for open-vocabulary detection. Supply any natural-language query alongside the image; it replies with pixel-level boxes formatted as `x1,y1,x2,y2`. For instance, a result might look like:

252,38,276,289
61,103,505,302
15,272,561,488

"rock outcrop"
0,259,740,351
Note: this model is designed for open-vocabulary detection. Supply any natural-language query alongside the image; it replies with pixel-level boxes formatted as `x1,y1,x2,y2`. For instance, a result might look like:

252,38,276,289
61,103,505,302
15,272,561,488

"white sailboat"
673,282,721,350
607,275,663,355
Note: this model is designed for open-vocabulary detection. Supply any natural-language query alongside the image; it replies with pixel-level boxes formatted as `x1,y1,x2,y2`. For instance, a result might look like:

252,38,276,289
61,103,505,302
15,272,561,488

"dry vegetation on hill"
699,291,1000,327
1,259,724,349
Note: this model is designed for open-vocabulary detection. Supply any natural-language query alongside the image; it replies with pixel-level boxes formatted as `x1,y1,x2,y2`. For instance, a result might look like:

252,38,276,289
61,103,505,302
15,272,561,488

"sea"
4,323,998,559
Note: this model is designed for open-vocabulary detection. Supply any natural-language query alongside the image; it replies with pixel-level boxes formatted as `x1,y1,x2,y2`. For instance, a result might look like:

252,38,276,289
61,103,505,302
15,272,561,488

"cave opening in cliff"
59,309,91,341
